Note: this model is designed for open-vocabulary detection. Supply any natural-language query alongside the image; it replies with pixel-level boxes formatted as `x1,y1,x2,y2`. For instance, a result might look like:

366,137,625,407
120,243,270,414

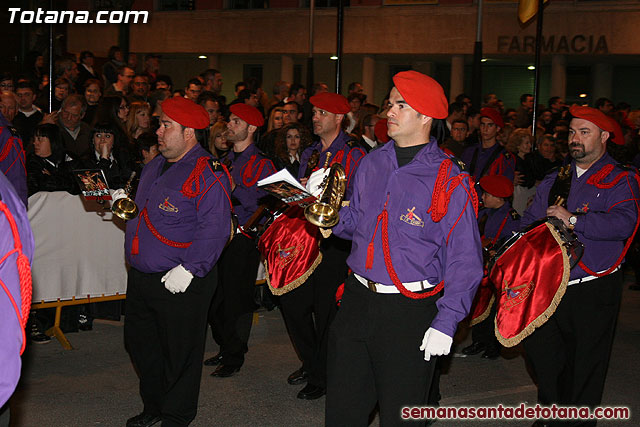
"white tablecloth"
28,191,128,302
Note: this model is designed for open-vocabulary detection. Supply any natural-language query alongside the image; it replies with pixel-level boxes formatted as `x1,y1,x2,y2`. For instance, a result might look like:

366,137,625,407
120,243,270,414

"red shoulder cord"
241,155,273,187
0,201,32,355
0,135,26,175
578,164,640,277
131,206,193,255
490,211,511,246
181,157,209,198
363,159,477,299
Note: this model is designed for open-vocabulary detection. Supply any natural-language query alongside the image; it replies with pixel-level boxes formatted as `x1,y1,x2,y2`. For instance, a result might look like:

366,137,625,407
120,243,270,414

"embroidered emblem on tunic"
400,206,424,227
576,202,590,213
159,197,179,213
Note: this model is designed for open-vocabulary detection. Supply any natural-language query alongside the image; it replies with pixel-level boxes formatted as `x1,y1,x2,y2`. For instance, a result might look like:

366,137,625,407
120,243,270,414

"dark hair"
91,122,120,150
80,51,94,62
197,91,219,106
274,123,312,162
520,93,533,104
235,81,246,92
290,83,306,96
54,77,71,89
448,102,464,115
548,96,561,107
107,46,121,61
201,69,220,81
284,101,300,114
347,93,365,103
595,97,613,109
154,74,173,88
83,78,103,91
186,78,202,88
238,88,256,102
455,93,471,104
451,119,468,129
16,80,36,93
135,131,158,155
34,124,63,156
93,96,128,134
347,82,362,92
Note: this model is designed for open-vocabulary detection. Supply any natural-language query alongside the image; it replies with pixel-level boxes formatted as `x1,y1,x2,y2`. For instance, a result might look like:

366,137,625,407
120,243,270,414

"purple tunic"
298,130,366,200
125,144,231,277
481,202,520,245
521,153,639,281
0,171,34,406
461,143,515,184
333,139,484,338
228,143,276,225
0,112,28,207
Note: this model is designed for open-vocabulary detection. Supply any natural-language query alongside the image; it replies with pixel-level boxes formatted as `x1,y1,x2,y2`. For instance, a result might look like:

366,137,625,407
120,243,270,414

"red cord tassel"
365,242,375,270
132,236,139,255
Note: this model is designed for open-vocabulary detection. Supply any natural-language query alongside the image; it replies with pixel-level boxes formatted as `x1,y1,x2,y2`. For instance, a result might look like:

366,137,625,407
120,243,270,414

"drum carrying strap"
547,165,573,208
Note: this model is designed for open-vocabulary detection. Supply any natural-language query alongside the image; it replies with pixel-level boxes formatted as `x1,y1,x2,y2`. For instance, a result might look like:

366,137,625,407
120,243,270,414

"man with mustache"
521,106,638,426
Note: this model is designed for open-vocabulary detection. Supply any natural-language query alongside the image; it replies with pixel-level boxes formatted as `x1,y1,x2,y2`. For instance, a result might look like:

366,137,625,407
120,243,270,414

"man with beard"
521,106,638,427
207,103,276,378
278,92,365,400
123,96,231,427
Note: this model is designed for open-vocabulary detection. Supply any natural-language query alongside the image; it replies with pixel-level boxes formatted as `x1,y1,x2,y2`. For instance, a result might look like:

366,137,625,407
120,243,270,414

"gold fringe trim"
265,252,323,296
496,222,570,348
470,295,495,327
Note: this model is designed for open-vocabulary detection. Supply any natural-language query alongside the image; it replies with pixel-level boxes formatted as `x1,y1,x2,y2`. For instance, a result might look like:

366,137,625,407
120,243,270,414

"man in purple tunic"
123,97,232,427
325,71,483,425
208,103,276,378
0,170,34,424
281,92,365,400
521,106,639,426
0,111,27,207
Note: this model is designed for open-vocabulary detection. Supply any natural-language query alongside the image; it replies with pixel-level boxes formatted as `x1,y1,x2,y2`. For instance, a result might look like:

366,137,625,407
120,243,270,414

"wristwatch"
568,215,578,228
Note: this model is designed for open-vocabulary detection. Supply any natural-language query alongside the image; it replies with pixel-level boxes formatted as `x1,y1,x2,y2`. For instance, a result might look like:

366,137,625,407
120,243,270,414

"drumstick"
554,196,565,206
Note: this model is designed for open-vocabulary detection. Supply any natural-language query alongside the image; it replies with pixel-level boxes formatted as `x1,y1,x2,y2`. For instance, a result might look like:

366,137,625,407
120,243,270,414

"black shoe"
78,314,93,331
297,384,325,400
210,365,240,378
481,346,501,360
126,412,161,427
204,353,222,366
29,320,51,344
287,367,308,385
461,341,486,356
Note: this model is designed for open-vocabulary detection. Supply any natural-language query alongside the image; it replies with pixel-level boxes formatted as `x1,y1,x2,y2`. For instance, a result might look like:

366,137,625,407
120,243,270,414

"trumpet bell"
304,202,339,228
112,197,139,220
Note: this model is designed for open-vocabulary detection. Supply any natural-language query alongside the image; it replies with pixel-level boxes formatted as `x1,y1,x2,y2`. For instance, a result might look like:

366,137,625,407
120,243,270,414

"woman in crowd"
273,122,311,177
26,124,81,196
208,121,230,161
125,101,152,142
83,78,103,125
258,107,284,157
507,128,536,215
83,122,132,190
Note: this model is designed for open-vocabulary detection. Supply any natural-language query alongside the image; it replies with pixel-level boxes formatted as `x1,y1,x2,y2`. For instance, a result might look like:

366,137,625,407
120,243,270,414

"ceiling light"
527,65,535,70
330,55,338,60
579,93,587,98
198,55,207,59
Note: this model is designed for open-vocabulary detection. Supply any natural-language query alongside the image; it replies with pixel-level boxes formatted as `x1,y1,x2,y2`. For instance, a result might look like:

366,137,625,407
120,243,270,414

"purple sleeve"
182,171,232,277
573,173,638,241
344,147,365,201
430,175,484,338
521,173,555,230
333,160,364,240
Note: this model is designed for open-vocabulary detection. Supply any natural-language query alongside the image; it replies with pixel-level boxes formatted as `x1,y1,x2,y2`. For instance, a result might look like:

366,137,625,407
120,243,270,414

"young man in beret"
122,96,232,427
208,103,276,378
521,106,639,426
279,92,366,400
461,107,515,195
325,71,483,424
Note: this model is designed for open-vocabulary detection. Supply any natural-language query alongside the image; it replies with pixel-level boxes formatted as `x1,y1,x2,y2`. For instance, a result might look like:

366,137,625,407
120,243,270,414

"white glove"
306,167,331,198
419,327,453,361
161,264,194,294
112,188,127,203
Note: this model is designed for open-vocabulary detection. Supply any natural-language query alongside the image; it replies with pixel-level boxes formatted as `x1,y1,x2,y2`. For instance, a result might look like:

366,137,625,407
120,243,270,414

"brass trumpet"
304,155,346,228
112,172,139,221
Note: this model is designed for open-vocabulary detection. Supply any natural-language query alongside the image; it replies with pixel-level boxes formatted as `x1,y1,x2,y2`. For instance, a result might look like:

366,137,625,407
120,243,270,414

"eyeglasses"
0,83,14,89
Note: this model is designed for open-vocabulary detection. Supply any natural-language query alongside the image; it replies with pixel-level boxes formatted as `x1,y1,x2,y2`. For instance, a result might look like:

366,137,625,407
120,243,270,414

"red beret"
374,118,390,144
229,103,264,127
392,71,448,119
569,105,616,136
309,92,350,114
480,107,505,129
479,175,513,198
607,117,624,146
161,97,210,129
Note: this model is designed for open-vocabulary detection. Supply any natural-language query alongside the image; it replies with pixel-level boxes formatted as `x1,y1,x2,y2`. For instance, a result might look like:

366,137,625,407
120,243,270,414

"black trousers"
279,236,350,388
471,303,499,349
124,266,217,427
326,274,440,427
523,271,623,427
209,234,260,368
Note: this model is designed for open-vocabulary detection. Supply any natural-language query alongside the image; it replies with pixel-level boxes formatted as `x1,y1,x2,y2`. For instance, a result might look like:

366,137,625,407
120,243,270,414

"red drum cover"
257,206,322,295
489,221,570,347
469,276,495,326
